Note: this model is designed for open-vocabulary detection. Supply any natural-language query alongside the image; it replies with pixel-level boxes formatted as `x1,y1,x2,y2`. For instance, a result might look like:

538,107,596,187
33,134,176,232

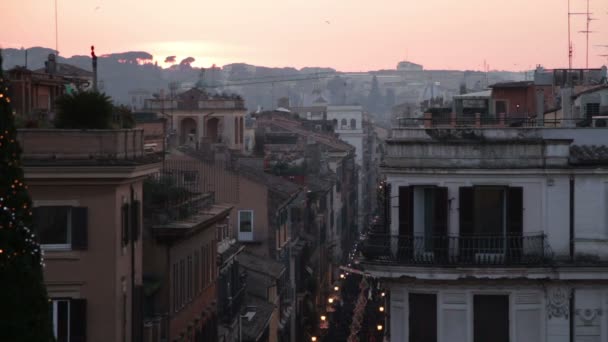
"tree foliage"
112,104,135,129
0,49,55,342
55,91,114,129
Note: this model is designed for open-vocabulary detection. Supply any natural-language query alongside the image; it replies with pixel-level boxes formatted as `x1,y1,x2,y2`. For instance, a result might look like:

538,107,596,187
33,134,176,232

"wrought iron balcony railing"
360,233,552,266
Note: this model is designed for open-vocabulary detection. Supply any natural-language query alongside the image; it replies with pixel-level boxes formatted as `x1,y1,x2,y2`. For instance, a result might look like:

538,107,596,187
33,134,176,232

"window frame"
50,298,71,341
238,210,254,241
34,205,73,251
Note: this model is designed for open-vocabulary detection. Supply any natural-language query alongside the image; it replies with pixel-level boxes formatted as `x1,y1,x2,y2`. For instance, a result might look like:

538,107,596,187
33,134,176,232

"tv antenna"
54,0,59,55
568,0,594,69
577,0,598,68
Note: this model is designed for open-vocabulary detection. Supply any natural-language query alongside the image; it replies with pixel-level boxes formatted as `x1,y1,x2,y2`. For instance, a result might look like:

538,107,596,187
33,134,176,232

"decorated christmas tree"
0,50,54,341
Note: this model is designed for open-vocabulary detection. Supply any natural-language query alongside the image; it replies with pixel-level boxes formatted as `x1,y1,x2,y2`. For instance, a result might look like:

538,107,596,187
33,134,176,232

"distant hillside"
1,47,525,117
1,47,340,105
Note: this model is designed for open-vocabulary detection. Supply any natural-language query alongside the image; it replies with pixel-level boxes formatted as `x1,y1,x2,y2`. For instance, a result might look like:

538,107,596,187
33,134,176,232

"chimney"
535,88,545,126
561,88,575,127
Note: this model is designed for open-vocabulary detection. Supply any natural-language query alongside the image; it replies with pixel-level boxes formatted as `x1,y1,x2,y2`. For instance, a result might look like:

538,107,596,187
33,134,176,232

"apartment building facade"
359,126,608,342
18,128,160,342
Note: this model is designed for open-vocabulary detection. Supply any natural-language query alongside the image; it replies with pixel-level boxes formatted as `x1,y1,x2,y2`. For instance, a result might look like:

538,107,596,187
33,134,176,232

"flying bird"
94,6,100,11
325,20,330,24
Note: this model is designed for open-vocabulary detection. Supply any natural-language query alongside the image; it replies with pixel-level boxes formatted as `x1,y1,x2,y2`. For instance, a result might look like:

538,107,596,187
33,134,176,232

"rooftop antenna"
568,0,589,69
577,0,597,68
54,0,59,55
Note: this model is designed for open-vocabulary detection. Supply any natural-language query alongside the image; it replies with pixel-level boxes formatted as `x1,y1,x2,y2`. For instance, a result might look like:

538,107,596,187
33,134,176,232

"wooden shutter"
70,299,87,342
459,187,474,236
398,186,413,236
131,200,141,242
434,187,449,262
506,187,523,235
71,207,88,250
121,203,130,246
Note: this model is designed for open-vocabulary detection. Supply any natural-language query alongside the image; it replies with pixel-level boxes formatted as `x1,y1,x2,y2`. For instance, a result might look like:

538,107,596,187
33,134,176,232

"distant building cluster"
10,46,608,342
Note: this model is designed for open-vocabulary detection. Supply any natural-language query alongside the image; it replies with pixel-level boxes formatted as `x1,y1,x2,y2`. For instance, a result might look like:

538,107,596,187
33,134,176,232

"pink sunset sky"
2,0,608,71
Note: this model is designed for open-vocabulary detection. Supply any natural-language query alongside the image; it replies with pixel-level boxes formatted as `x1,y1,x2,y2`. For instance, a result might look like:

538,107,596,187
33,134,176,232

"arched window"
350,119,357,129
341,118,347,128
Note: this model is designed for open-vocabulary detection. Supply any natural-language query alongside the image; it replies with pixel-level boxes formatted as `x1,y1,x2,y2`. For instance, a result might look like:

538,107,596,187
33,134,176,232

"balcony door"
399,186,448,262
459,186,523,263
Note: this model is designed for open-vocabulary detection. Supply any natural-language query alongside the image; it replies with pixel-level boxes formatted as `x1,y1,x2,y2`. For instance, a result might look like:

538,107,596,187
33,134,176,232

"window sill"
43,250,80,261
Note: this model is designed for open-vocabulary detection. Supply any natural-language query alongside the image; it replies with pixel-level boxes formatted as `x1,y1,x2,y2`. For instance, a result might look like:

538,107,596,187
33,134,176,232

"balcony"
217,270,247,324
359,233,552,266
17,129,147,162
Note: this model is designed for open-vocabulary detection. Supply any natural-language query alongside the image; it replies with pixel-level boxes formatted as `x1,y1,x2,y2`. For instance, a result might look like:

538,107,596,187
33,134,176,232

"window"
459,187,523,260
409,293,437,342
208,243,214,282
474,295,509,342
238,210,254,241
459,186,523,236
172,264,178,312
34,206,71,247
201,246,207,288
194,252,200,294
398,186,448,258
350,118,357,129
586,102,600,119
182,171,197,184
187,255,193,301
49,298,86,342
180,259,185,308
33,206,88,250
340,118,347,128
495,100,507,114
239,211,253,232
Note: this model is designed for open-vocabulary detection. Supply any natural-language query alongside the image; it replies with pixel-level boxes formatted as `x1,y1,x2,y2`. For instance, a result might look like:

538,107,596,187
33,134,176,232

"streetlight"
311,337,317,342
334,286,339,291
377,324,383,331
328,298,334,304
379,306,385,312
321,315,326,321
340,273,345,279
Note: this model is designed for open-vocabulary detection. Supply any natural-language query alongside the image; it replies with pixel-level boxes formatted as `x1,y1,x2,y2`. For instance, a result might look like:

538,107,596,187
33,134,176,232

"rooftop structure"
356,123,608,342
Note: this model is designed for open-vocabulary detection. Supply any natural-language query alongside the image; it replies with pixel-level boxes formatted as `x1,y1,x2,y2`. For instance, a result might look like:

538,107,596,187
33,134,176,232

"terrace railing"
360,233,552,266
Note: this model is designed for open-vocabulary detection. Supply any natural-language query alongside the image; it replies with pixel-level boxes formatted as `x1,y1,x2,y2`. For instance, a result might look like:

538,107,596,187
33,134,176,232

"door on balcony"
459,186,523,263
474,295,509,342
399,186,448,261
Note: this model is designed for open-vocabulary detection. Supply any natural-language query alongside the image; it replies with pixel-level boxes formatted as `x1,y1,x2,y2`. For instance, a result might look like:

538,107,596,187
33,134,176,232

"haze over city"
3,1,608,342
3,0,608,71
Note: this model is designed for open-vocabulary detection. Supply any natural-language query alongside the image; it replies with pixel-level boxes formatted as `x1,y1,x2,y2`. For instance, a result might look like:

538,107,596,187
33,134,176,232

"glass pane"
239,211,252,232
34,206,70,245
57,300,69,342
474,188,504,235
